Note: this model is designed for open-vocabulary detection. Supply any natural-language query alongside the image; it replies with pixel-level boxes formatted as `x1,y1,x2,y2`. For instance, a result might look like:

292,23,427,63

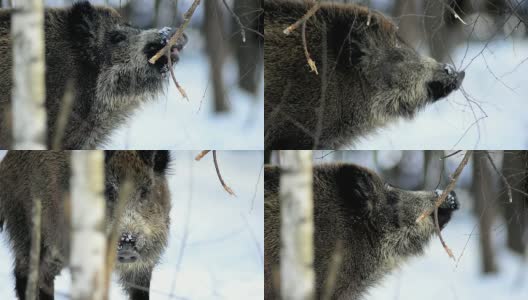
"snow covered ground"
354,39,528,150
0,151,264,299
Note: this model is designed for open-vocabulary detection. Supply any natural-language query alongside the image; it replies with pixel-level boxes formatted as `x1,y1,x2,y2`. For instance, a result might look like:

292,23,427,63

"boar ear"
138,151,171,174
335,164,376,215
327,20,368,69
69,1,99,61
153,151,171,174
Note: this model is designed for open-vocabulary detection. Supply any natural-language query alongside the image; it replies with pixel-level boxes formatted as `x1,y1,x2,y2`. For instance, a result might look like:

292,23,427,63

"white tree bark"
280,150,315,300
11,0,47,149
70,151,107,300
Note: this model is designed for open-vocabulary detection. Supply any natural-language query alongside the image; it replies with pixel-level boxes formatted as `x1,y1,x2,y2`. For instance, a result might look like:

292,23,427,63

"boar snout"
427,63,465,101
117,232,139,263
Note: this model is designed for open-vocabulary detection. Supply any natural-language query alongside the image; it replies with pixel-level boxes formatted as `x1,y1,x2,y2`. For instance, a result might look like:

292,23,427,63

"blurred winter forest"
0,150,264,299
273,150,528,300
319,0,528,149
1,0,264,149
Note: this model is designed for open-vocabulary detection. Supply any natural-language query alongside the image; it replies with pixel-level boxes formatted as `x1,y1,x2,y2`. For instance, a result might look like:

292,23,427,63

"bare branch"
213,151,236,196
416,150,473,223
283,1,321,35
148,0,201,64
195,150,236,196
222,0,246,43
194,150,211,161
485,151,513,203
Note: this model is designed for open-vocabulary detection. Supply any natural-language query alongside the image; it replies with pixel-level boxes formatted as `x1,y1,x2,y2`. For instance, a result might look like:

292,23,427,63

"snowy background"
312,150,528,300
0,150,264,299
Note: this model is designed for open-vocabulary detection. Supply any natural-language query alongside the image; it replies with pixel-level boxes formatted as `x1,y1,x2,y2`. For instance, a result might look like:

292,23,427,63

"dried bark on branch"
417,150,473,259
283,0,321,74
148,0,201,99
195,150,235,196
416,150,473,222
280,150,315,299
12,0,47,149
70,151,107,300
148,0,201,64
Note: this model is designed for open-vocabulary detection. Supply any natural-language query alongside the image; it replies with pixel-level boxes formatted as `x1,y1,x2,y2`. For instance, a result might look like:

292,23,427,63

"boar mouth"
427,70,465,102
144,34,187,73
431,190,460,230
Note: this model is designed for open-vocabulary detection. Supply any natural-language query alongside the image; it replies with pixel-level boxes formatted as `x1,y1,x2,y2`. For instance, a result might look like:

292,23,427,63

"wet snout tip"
455,71,465,89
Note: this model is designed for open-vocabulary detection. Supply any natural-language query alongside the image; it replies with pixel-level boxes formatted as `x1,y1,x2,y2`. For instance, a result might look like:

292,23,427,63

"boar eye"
105,184,117,202
109,31,127,44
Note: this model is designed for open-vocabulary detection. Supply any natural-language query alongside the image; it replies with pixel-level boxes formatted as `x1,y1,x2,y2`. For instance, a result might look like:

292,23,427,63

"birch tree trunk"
11,0,47,149
280,150,314,300
70,151,107,300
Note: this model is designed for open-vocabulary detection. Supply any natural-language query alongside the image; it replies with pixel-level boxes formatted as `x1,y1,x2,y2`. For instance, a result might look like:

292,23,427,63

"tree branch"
148,0,201,64
416,150,473,223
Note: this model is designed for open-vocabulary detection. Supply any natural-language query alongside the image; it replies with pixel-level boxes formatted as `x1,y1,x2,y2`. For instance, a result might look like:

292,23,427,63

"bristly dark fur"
0,151,172,300
264,163,459,300
264,0,465,150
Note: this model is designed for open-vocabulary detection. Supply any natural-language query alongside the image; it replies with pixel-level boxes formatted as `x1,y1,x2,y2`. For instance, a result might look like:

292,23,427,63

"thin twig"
302,20,318,75
149,0,201,64
283,0,321,74
194,150,211,161
440,0,467,24
195,150,236,196
434,207,455,260
213,151,236,196
222,0,246,43
283,1,321,35
167,48,188,100
485,151,513,203
441,150,462,159
416,150,473,223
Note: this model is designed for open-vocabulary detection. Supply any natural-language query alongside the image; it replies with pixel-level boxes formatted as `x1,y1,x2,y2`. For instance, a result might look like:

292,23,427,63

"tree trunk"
423,150,445,190
70,151,107,300
204,0,228,112
11,0,47,149
472,151,498,274
280,150,314,299
232,0,263,95
391,0,421,48
501,151,527,255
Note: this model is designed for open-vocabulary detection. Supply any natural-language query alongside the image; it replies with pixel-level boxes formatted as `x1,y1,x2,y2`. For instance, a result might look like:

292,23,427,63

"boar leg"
122,270,152,300
14,270,28,300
